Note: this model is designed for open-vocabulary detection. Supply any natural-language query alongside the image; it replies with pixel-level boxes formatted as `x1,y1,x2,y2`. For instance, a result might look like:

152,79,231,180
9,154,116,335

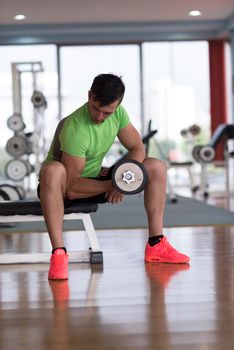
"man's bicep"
117,123,143,151
61,152,86,179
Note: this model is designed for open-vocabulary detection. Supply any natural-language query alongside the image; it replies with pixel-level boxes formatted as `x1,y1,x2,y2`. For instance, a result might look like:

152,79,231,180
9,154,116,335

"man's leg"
143,158,166,236
143,158,190,264
39,161,68,279
39,161,67,248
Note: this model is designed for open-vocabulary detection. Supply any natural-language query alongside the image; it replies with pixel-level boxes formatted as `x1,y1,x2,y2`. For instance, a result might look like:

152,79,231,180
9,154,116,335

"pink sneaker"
145,236,190,264
48,249,68,280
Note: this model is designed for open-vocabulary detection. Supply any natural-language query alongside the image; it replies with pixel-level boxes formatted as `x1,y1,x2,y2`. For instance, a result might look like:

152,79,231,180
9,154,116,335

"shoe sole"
48,276,68,280
145,258,190,264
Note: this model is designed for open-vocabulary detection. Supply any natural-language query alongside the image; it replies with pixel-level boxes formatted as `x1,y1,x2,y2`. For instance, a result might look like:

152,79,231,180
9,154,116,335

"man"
39,74,190,280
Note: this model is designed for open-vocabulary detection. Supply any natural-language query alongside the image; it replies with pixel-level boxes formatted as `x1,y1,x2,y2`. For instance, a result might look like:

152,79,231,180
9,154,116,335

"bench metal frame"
0,212,103,264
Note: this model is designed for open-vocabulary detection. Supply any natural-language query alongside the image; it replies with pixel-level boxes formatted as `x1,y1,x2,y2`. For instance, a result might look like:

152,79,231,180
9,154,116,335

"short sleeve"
59,122,88,158
118,105,130,129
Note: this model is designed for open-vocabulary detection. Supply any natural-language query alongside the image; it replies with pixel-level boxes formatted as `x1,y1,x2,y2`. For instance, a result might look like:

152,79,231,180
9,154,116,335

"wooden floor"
1,200,234,349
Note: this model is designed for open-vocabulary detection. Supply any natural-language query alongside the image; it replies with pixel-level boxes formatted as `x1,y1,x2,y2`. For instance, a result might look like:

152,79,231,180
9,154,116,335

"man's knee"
143,158,167,181
39,162,66,187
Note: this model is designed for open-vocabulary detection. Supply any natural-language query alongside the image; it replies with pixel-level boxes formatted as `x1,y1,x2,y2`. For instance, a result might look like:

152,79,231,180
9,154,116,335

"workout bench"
0,200,103,264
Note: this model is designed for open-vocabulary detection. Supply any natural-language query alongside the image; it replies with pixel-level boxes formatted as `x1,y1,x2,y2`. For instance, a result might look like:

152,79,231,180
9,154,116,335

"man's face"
88,92,120,124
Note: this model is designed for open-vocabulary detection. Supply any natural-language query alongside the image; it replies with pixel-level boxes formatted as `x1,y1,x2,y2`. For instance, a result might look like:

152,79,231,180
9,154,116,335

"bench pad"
0,199,98,216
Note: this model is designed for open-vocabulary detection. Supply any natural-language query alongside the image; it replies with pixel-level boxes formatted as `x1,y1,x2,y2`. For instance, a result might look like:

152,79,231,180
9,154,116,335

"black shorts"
37,166,114,204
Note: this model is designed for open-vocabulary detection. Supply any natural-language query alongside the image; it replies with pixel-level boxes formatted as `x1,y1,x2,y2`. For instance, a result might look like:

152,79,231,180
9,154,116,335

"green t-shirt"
45,103,130,177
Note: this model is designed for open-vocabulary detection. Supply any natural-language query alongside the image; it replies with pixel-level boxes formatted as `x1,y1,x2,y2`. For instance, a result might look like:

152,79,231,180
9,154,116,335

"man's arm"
61,152,112,200
117,123,146,162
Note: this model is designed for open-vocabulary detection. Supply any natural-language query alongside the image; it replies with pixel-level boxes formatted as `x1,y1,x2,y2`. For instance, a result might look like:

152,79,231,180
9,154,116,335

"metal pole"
56,45,62,121
139,44,145,135
11,63,22,114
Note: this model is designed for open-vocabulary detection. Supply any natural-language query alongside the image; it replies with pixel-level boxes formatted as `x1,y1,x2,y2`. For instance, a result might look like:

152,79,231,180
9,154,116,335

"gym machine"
1,62,47,201
144,122,200,202
191,123,234,198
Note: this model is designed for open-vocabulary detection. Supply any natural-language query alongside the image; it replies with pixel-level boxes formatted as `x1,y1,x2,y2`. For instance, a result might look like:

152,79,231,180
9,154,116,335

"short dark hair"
90,74,125,107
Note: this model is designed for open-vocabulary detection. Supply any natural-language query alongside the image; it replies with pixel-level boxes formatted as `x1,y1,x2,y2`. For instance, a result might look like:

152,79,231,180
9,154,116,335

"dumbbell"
112,159,148,195
180,124,201,137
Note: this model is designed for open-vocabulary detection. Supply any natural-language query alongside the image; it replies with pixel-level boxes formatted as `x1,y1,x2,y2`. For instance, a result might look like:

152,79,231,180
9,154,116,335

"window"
142,41,210,160
60,45,141,131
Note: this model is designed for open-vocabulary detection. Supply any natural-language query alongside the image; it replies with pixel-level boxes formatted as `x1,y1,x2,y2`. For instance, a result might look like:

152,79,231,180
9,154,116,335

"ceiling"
1,0,233,25
0,0,233,45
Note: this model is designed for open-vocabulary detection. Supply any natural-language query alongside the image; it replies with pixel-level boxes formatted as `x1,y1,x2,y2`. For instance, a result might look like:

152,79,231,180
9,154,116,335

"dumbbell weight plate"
7,114,25,132
199,146,215,163
0,188,10,201
5,159,28,181
31,90,47,108
112,159,148,195
0,184,22,200
192,145,202,162
16,185,26,200
180,129,188,137
189,124,201,136
6,135,28,157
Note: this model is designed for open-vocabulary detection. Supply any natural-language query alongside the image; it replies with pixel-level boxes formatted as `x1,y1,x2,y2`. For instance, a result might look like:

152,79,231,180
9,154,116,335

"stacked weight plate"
2,113,32,200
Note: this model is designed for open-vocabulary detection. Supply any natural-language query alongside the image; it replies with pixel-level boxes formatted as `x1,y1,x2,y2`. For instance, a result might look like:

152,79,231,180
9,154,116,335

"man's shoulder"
115,104,125,113
67,103,88,118
65,103,88,126
111,104,128,119
112,104,129,122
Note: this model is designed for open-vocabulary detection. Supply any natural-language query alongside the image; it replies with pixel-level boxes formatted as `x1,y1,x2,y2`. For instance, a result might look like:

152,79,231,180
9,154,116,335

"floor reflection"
46,280,70,350
44,265,104,350
145,263,191,349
